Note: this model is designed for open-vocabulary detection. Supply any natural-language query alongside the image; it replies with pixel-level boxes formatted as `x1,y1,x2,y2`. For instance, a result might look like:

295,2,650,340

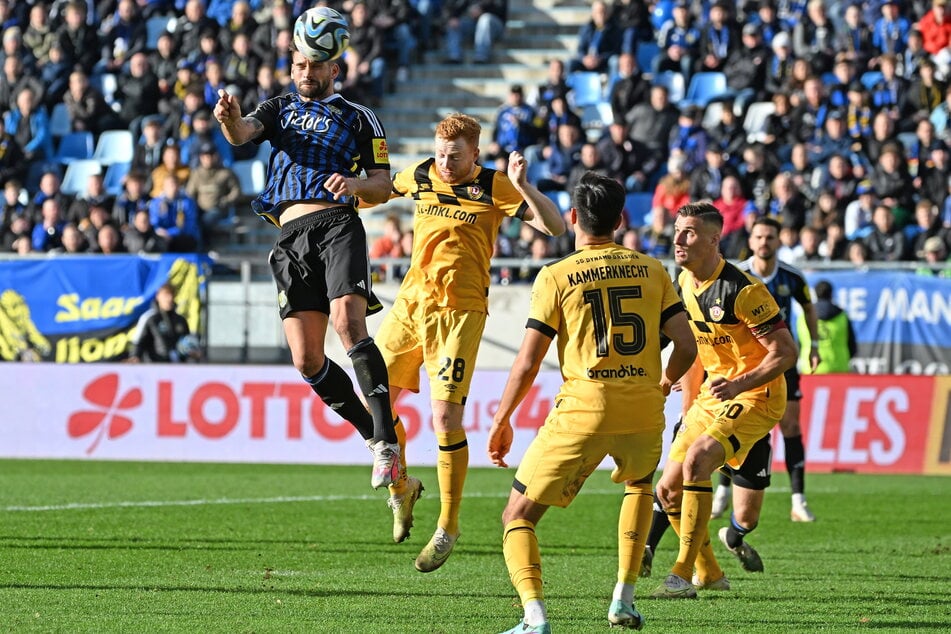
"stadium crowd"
487,0,951,274
0,0,949,274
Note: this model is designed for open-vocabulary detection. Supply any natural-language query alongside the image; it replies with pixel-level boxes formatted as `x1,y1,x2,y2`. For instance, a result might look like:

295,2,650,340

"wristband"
811,341,820,349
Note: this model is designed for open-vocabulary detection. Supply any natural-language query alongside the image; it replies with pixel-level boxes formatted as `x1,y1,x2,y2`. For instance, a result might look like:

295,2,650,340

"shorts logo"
373,139,389,163
278,290,287,309
467,185,483,200
709,305,724,321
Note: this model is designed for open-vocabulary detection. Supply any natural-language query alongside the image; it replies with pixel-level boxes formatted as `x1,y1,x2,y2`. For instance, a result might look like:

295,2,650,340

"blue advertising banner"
802,270,951,375
0,254,210,363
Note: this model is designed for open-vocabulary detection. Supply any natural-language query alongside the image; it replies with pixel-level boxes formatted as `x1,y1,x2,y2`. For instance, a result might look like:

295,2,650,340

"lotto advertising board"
0,365,949,475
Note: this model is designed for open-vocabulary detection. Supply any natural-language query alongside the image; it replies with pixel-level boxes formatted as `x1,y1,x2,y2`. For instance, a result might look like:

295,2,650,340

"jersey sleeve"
791,270,813,308
659,271,686,328
736,282,785,338
492,171,530,220
247,97,282,143
355,108,390,173
391,162,420,199
525,266,559,339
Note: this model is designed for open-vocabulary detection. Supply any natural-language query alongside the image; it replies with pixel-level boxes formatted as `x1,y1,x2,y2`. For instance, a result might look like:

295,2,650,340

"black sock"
725,513,756,548
303,358,374,440
785,434,806,495
348,338,396,444
646,493,671,551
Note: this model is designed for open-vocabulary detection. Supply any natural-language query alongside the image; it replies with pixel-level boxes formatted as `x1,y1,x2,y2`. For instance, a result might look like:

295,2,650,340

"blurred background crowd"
0,0,948,280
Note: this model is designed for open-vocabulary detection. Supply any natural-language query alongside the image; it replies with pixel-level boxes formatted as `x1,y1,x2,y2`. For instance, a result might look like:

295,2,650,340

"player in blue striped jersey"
719,216,820,523
214,43,401,491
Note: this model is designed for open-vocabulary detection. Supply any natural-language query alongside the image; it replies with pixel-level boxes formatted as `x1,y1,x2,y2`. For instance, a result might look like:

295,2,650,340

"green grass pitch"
1,460,948,633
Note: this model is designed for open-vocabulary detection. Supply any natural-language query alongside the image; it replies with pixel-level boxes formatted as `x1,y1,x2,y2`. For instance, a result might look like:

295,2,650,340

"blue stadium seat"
652,71,685,105
636,40,660,76
60,159,102,196
682,72,728,108
55,131,94,164
567,71,604,107
232,159,266,196
146,16,173,50
92,130,135,165
624,192,653,228
49,103,72,139
103,161,131,196
544,190,571,213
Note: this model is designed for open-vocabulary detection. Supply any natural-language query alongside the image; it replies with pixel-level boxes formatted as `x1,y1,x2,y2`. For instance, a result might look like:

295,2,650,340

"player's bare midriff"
280,200,349,224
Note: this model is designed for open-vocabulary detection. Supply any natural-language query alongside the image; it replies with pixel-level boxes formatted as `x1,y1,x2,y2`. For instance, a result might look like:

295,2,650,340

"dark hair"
751,215,782,234
677,201,724,231
572,172,625,236
814,280,833,300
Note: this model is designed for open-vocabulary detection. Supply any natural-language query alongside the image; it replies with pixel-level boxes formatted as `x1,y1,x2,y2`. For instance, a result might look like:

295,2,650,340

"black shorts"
269,207,379,318
722,433,772,490
784,367,802,401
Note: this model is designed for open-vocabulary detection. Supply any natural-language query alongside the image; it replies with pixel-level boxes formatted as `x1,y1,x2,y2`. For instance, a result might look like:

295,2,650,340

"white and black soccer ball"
293,6,350,62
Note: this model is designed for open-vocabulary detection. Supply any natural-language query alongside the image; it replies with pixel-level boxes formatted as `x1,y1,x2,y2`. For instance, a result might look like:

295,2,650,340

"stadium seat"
636,40,660,76
232,159,266,196
55,131,94,164
92,130,135,165
103,161,131,196
702,101,723,129
49,103,72,139
146,16,173,50
860,71,883,90
682,72,728,108
524,144,550,185
254,139,272,162
567,71,604,107
581,102,614,131
652,71,685,105
544,190,571,213
743,101,776,142
896,131,918,154
624,192,653,228
60,159,102,196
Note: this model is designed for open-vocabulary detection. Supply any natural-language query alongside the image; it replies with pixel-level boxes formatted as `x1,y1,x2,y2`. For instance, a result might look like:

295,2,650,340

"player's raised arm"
507,150,565,237
213,89,263,146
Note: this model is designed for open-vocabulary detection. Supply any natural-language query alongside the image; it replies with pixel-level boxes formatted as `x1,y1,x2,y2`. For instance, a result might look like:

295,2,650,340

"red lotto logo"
68,374,142,454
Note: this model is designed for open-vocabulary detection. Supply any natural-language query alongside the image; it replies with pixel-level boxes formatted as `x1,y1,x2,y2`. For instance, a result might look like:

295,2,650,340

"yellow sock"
695,532,725,584
617,482,653,585
387,418,408,496
671,480,712,581
436,429,468,535
503,519,543,603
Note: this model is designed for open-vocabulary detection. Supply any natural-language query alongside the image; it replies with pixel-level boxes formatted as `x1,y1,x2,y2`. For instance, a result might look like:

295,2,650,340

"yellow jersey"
528,243,685,434
391,159,528,312
678,258,786,398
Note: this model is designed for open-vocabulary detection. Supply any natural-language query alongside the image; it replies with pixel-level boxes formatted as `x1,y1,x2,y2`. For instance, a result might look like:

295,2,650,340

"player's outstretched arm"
660,311,697,397
488,328,553,468
214,89,262,146
507,150,565,237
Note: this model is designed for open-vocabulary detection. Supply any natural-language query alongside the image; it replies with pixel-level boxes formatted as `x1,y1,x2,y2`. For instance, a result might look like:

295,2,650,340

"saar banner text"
0,255,209,363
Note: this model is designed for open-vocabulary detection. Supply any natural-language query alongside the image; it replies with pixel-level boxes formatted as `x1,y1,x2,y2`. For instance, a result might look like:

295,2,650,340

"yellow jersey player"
651,201,798,599
487,173,697,633
375,113,565,571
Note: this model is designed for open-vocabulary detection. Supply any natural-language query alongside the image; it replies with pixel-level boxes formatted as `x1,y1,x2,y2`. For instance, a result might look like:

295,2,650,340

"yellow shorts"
514,424,662,508
375,297,486,404
669,385,785,468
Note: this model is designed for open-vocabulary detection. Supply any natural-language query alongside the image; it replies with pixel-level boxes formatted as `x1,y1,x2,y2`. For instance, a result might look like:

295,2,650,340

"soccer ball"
293,6,350,62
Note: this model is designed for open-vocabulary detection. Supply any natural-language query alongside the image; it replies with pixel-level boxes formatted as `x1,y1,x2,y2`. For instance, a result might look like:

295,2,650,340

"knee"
501,505,522,527
294,351,326,378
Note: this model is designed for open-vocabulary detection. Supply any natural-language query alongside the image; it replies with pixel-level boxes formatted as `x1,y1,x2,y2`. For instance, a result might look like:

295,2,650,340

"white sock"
612,582,635,604
523,599,548,626
792,493,806,506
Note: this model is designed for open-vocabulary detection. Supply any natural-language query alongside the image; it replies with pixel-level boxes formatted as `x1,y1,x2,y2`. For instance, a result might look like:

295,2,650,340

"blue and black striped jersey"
248,92,390,225
738,257,812,325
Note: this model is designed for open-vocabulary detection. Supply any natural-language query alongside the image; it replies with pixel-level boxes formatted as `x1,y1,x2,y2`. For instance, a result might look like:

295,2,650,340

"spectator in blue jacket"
569,0,623,73
4,85,53,164
148,173,201,252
